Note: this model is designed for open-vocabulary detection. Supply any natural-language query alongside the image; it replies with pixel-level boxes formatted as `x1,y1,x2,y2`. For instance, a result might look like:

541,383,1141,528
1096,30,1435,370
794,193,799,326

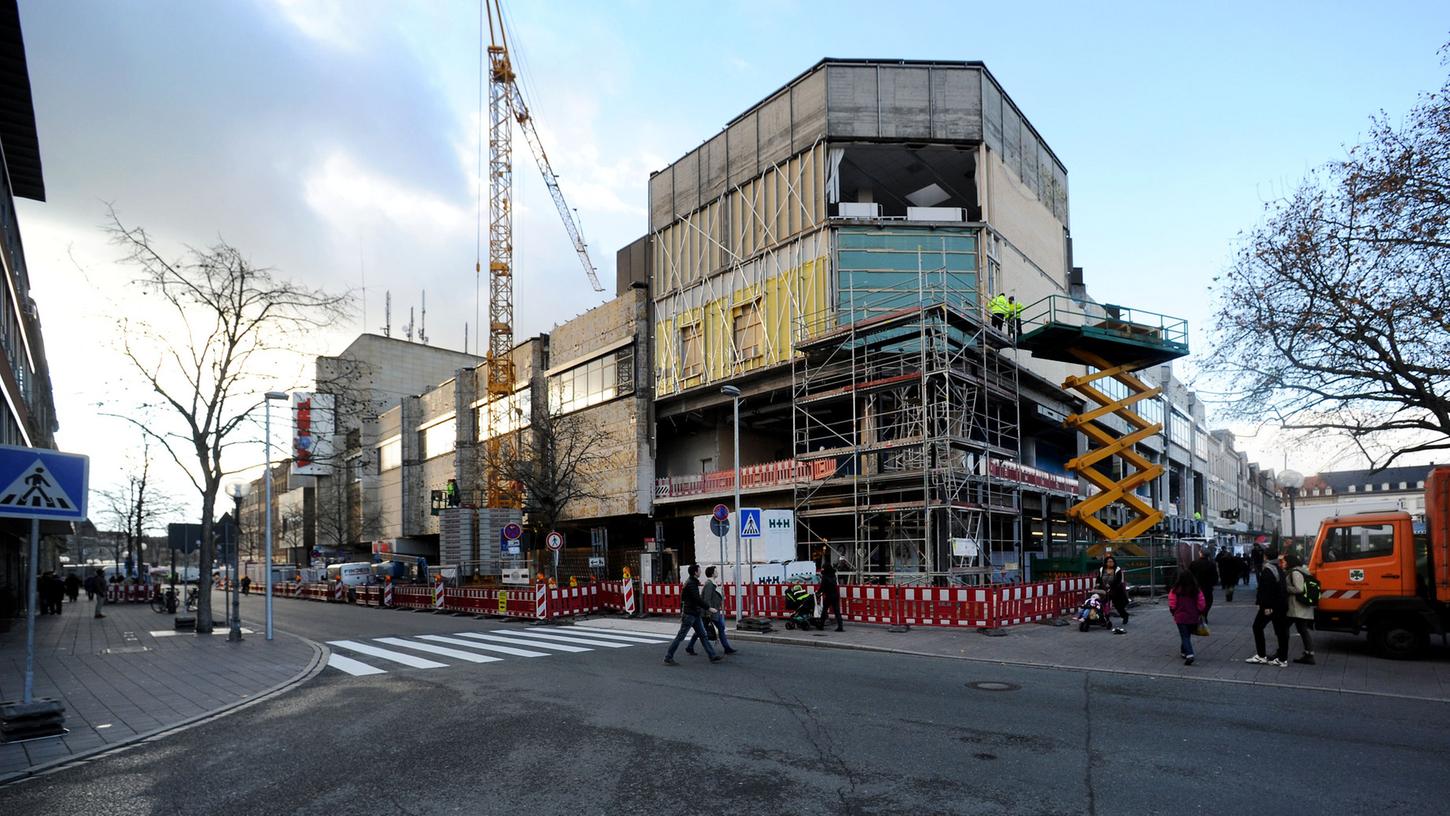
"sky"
11,0,1450,522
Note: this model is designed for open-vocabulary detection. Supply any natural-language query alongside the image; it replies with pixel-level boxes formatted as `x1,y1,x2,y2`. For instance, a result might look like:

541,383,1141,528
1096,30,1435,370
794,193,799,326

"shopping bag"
1195,621,1211,637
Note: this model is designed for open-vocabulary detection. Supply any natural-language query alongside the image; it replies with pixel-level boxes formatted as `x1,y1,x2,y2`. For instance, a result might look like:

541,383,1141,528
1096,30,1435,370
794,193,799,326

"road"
2,595,1448,815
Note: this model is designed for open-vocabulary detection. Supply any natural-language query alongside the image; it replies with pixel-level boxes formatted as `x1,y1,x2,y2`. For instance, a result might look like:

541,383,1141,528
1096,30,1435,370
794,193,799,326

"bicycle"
150,586,199,614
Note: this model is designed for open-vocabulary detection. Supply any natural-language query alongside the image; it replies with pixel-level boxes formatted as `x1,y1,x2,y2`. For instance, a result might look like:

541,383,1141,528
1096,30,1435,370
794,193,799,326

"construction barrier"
535,581,548,620
432,576,445,610
383,581,394,608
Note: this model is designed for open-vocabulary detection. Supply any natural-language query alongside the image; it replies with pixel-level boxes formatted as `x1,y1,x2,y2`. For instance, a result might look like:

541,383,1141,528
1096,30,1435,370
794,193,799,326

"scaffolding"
792,245,1021,586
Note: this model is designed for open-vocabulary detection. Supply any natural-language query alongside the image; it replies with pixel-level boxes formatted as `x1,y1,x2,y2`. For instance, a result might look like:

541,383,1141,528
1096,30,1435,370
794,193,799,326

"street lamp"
264,390,289,641
1278,469,1305,554
721,384,743,624
226,481,248,642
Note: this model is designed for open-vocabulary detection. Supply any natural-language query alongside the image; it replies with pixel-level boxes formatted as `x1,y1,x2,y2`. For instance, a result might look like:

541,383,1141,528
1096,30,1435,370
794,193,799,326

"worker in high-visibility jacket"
988,293,1009,332
1007,295,1025,338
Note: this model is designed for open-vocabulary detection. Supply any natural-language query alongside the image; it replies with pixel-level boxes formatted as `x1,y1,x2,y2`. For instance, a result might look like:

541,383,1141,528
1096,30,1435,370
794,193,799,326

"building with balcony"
0,0,63,618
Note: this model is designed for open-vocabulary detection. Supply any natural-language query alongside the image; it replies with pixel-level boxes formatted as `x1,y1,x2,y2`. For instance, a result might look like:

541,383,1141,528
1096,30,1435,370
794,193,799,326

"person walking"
1283,552,1317,665
1235,552,1251,586
664,565,720,665
1216,548,1238,602
1246,549,1290,666
686,566,736,656
84,568,106,619
1096,555,1131,634
1188,549,1219,622
818,560,844,632
1168,570,1206,665
240,575,251,595
64,572,81,604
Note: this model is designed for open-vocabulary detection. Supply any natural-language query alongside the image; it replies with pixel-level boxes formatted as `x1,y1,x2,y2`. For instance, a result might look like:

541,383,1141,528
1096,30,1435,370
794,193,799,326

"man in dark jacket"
1188,550,1219,621
664,565,720,665
1246,549,1290,666
1216,549,1238,602
819,561,843,632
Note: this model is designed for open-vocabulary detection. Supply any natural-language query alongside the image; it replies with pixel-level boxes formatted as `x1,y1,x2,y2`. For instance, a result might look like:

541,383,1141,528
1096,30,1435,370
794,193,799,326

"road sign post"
546,531,563,586
0,445,88,738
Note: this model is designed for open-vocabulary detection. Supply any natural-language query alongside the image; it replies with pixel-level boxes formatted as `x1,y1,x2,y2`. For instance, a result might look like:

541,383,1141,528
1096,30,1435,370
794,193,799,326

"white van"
326,562,374,587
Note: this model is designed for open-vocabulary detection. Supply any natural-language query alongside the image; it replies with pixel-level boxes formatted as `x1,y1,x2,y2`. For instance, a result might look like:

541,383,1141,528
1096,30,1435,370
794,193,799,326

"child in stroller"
1077,589,1112,632
784,583,823,630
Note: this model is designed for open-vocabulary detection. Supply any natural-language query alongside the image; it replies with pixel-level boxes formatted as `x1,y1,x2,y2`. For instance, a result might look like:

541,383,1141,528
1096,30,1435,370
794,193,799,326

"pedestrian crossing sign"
740,507,762,539
0,445,88,521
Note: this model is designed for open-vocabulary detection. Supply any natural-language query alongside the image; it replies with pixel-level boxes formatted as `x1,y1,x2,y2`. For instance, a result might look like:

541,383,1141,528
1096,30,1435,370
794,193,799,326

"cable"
475,0,484,356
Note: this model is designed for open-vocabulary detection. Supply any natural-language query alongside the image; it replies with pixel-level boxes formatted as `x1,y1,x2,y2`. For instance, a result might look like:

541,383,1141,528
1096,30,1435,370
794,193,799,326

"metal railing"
1020,294,1189,352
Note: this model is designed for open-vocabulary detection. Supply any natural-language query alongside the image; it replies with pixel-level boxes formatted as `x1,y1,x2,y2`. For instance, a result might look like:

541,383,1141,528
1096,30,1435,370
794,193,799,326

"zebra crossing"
324,625,679,676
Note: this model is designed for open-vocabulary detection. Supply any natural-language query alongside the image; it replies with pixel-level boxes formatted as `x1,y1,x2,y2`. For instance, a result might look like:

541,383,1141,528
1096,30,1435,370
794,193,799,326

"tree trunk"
196,491,216,632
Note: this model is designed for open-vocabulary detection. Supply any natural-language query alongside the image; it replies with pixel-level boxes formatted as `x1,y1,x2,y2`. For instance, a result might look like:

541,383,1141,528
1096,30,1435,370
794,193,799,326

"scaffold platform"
1016,296,1188,369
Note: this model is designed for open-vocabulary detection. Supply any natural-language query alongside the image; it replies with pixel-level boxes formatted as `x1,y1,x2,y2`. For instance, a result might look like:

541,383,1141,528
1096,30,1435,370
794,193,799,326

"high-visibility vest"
1009,301,1025,317
989,295,1009,316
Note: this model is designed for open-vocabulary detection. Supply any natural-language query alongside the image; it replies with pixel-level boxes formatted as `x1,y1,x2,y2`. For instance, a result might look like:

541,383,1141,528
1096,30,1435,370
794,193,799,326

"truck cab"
1307,466,1450,658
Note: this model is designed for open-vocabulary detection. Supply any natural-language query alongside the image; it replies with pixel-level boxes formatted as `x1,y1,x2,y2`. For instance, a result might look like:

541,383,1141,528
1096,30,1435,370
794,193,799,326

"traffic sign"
503,522,523,541
740,507,762,539
710,517,729,537
712,503,730,522
0,445,88,521
546,531,564,552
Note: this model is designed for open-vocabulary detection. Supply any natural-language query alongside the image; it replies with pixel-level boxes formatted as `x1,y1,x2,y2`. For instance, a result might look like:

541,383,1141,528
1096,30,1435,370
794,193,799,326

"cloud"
303,151,472,238
261,0,362,51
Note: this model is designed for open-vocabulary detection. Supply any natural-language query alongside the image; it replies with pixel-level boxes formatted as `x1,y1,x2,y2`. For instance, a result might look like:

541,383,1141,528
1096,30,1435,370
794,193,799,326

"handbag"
1195,620,1211,637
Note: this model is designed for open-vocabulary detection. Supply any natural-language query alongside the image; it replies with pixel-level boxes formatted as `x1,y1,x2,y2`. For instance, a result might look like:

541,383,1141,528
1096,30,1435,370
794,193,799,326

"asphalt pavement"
2,595,1448,815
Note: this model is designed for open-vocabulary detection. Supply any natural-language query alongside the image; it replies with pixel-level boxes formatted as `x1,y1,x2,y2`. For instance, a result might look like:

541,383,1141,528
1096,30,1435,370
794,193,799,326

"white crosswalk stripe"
569,625,674,642
451,631,591,653
374,637,503,664
544,628,674,645
327,640,448,669
488,629,634,648
417,634,549,657
327,653,387,676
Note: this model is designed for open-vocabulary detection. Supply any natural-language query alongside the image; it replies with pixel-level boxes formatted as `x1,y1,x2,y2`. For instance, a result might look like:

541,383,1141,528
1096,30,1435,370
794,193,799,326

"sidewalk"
0,594,322,783
581,593,1450,702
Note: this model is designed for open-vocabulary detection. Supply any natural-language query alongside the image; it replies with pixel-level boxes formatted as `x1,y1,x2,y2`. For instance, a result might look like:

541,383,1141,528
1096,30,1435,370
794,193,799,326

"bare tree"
482,407,614,537
95,438,182,575
103,211,349,631
1204,53,1450,468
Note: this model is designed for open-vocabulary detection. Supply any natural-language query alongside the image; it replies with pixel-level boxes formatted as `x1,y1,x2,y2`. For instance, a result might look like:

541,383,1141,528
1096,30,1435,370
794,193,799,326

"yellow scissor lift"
1015,296,1189,554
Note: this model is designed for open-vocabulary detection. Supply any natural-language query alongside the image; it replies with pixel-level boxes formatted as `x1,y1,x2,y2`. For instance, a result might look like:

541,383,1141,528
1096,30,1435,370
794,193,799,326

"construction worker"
1007,296,1025,338
988,292,1009,332
445,478,460,508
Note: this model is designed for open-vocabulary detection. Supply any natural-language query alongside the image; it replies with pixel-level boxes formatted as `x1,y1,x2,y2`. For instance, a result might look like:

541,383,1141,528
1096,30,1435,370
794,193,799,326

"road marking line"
569,625,676,641
327,653,387,676
419,634,549,657
374,637,503,664
550,628,675,644
327,640,448,668
489,629,633,648
453,632,591,653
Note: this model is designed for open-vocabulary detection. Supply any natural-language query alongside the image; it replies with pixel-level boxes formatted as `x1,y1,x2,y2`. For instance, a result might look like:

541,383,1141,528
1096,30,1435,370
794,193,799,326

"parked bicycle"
150,586,198,614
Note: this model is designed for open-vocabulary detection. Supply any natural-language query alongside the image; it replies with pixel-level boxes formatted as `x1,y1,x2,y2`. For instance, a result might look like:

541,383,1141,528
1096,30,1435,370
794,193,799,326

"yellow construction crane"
482,0,603,508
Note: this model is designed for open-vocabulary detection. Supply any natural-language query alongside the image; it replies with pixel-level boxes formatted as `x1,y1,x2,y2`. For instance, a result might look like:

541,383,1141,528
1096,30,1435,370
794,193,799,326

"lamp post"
226,482,247,642
264,390,289,641
721,385,743,623
1278,469,1304,554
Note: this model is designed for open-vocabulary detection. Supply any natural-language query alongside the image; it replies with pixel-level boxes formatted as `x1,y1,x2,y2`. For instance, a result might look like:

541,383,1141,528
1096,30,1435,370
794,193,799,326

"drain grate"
966,681,1020,692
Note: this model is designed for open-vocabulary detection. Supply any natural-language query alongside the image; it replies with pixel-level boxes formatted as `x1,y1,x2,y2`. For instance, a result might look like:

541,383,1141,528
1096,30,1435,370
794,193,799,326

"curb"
0,627,329,788
726,628,1450,704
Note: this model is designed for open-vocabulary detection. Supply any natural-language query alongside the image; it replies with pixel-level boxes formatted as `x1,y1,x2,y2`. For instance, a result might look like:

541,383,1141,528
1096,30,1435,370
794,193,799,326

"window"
1382,482,1391,491
1318,524,1396,563
1138,395,1164,428
732,302,764,363
680,324,703,379
477,387,531,442
548,347,636,414
421,417,456,459
1169,411,1191,449
1193,426,1208,460
1348,485,1357,493
377,436,401,472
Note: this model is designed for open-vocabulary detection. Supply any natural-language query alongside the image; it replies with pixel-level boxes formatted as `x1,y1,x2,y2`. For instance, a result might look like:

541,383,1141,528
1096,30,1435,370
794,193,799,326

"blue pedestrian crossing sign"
739,507,762,539
0,445,88,521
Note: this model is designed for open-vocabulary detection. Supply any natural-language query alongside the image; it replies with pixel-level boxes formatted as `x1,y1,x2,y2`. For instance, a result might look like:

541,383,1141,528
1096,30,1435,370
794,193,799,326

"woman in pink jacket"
1168,571,1206,666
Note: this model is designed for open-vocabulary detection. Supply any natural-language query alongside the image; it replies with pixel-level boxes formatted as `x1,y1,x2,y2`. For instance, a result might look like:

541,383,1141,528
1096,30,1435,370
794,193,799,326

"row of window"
549,346,635,415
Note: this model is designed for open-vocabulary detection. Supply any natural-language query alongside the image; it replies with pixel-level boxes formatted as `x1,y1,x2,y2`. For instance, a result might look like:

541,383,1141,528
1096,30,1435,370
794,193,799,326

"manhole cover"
966,681,1020,692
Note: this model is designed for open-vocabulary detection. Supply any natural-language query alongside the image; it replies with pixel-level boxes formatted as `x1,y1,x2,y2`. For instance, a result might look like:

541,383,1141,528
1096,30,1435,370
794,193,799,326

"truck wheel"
1373,620,1428,660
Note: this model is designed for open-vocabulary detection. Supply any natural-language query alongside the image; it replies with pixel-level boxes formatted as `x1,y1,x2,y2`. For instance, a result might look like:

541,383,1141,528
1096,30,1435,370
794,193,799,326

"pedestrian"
64,572,81,603
1235,552,1251,586
1283,552,1317,665
82,571,95,601
663,565,720,665
1246,549,1290,666
1216,548,1237,602
240,575,251,595
84,568,106,619
1168,570,1206,665
818,559,844,632
1250,544,1265,578
40,571,62,614
1188,549,1218,622
988,292,1009,332
1096,556,1131,634
686,566,737,657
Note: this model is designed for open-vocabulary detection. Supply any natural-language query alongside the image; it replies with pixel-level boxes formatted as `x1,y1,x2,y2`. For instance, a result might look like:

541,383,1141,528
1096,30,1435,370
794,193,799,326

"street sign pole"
23,518,38,703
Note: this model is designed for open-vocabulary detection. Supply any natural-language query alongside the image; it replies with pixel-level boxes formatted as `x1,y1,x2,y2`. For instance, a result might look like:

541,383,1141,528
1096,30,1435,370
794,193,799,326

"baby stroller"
1077,589,1112,632
784,584,823,630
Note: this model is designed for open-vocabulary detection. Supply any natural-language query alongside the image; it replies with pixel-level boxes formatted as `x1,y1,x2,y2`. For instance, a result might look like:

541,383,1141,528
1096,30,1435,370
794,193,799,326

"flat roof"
0,0,44,201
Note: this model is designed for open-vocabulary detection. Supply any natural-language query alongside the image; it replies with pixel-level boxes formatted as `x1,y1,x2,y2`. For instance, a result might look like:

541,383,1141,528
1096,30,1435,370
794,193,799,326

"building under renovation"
647,59,1090,583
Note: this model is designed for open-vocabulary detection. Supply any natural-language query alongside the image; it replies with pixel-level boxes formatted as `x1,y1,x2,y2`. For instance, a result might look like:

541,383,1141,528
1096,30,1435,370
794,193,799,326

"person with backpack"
1245,548,1290,666
1096,555,1130,634
1167,570,1206,665
1188,549,1219,622
1282,552,1318,665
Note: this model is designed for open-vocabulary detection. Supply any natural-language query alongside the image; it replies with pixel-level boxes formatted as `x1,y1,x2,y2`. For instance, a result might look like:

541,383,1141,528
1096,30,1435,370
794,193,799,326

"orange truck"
1307,465,1450,658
